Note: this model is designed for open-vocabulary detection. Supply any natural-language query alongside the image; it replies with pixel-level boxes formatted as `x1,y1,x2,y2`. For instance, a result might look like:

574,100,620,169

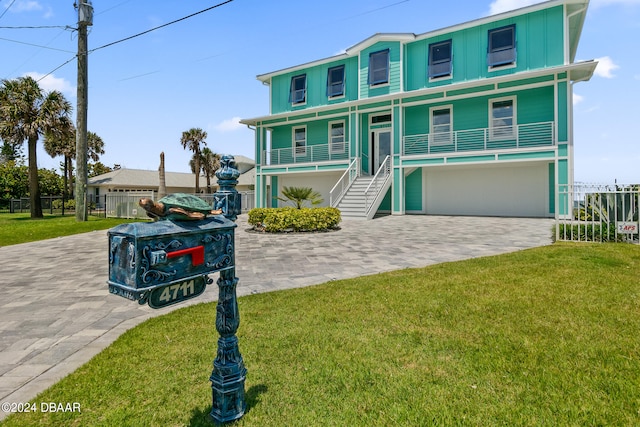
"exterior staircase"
336,176,374,219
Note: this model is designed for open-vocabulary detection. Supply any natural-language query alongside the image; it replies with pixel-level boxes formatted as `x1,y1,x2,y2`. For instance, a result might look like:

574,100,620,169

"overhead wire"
33,0,235,83
0,0,17,21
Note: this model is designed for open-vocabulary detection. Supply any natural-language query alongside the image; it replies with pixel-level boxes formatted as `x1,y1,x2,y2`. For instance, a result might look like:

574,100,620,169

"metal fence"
105,191,255,219
555,183,639,244
6,195,75,215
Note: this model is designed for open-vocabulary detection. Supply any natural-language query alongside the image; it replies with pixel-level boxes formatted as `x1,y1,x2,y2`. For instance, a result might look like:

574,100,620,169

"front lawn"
2,243,639,426
0,213,140,246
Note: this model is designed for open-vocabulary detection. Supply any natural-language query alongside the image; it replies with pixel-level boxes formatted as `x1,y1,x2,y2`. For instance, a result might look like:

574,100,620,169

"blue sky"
1,0,638,183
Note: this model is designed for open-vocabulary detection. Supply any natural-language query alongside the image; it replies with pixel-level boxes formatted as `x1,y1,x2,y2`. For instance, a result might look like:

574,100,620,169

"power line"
89,0,235,54
0,36,75,53
0,25,73,29
0,0,17,21
31,0,236,85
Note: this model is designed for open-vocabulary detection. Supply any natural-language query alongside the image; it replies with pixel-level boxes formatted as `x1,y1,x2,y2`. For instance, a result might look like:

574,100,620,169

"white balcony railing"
262,142,350,166
402,121,555,156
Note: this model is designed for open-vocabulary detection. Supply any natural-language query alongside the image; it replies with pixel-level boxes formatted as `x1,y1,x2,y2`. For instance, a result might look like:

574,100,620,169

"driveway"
0,214,553,419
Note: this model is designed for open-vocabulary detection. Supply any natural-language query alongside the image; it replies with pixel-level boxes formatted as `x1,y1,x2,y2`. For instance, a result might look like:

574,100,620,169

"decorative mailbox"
107,155,247,424
108,217,235,309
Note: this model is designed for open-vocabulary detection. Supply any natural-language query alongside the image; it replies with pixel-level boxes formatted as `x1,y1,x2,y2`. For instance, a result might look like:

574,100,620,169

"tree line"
0,76,109,217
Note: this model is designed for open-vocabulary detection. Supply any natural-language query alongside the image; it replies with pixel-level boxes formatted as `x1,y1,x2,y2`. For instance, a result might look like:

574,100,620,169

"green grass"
0,213,141,246
2,243,640,426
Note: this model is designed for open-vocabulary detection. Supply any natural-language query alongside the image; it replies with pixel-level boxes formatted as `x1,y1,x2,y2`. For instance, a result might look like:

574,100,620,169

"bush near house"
248,207,341,232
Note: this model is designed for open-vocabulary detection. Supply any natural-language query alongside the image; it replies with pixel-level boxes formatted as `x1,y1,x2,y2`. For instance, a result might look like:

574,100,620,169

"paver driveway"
0,214,553,419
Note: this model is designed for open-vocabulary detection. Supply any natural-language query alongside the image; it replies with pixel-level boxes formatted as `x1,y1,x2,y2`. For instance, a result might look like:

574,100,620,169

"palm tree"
201,148,221,193
0,76,72,218
180,127,207,193
44,128,105,199
277,186,324,209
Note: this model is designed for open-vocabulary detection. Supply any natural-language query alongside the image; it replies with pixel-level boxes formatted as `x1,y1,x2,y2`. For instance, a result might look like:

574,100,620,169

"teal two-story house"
241,0,596,219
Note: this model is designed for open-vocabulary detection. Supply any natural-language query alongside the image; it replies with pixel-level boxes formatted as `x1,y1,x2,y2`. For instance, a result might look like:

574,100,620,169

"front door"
372,129,391,173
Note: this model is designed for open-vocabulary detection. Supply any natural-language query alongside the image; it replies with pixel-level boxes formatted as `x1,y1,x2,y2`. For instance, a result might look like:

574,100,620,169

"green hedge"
248,207,341,232
554,222,626,243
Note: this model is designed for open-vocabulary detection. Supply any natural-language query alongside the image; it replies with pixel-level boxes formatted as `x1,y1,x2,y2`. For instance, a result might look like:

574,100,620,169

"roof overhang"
255,0,590,85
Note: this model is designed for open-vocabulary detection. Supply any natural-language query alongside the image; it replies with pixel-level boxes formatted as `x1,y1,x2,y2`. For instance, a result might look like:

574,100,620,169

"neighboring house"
88,155,255,200
241,0,596,219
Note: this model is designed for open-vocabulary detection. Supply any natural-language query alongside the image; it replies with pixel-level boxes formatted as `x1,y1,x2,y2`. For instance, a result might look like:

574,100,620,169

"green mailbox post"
107,155,246,423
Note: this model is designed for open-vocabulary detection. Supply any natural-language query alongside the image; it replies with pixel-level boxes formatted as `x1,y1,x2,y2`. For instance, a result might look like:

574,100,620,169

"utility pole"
75,1,93,221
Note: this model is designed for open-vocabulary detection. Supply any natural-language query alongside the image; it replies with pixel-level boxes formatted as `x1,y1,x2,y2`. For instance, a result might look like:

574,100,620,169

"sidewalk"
0,214,553,420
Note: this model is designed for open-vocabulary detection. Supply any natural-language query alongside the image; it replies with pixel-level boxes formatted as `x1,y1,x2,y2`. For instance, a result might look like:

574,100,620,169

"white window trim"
487,25,517,70
328,120,346,154
489,96,517,141
292,125,307,156
429,104,453,146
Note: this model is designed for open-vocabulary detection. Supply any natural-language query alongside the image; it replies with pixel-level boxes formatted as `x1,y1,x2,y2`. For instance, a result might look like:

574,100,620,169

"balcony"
262,142,350,166
403,121,555,156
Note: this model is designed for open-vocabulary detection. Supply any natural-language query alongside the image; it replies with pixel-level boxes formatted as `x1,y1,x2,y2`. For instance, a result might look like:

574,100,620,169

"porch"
403,121,555,156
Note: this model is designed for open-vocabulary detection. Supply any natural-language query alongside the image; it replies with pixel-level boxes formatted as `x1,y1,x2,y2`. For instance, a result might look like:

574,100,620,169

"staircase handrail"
364,155,391,216
329,157,359,207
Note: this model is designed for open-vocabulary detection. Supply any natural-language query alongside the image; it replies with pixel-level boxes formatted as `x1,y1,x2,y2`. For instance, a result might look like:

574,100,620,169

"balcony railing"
262,142,350,166
402,121,555,156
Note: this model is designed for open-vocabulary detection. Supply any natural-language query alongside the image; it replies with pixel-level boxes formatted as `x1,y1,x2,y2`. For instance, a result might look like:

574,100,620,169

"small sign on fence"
617,222,639,234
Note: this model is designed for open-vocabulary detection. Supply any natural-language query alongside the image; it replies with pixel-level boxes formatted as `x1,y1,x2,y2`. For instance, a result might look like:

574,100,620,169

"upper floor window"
329,121,345,153
289,74,307,104
368,49,389,86
327,65,345,98
429,40,452,79
293,126,307,155
430,106,453,145
488,25,516,68
489,97,516,140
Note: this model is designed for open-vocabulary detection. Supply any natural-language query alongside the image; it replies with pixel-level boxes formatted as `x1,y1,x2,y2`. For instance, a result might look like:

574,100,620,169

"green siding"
402,86,555,138
270,57,358,114
557,81,568,142
360,41,402,99
404,5,564,91
446,84,494,97
405,169,423,211
379,188,392,211
497,151,555,161
497,74,555,89
270,117,349,151
448,155,495,163
271,176,279,207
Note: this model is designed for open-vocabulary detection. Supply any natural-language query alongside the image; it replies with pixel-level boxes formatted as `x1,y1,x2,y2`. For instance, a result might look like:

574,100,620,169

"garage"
423,161,552,217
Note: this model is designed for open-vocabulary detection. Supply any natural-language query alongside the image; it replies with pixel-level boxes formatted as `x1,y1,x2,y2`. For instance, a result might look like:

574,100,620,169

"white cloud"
23,72,75,96
214,117,243,132
594,56,619,78
488,0,538,15
573,93,584,105
8,1,43,13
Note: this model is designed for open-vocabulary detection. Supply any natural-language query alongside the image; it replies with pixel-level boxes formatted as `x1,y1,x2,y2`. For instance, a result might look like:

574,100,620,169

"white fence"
105,192,255,219
555,184,639,244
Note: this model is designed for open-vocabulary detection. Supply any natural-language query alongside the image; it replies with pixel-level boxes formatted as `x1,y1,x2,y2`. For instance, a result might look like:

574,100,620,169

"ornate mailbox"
107,155,246,423
108,217,235,309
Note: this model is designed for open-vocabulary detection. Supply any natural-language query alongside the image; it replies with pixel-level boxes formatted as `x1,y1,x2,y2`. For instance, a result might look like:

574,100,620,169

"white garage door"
424,162,550,217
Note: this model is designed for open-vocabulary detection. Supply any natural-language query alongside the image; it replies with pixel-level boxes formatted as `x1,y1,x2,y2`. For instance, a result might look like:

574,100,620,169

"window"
329,121,345,153
430,106,452,145
368,49,389,86
327,65,345,98
490,97,516,140
289,74,306,104
488,25,516,67
293,126,306,155
429,40,452,79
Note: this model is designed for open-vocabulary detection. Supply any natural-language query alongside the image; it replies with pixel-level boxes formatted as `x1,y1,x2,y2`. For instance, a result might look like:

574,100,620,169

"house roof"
88,156,256,189
255,0,590,84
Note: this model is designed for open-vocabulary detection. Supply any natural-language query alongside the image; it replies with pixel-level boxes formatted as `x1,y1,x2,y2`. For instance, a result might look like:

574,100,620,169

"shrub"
553,222,625,243
248,207,341,232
